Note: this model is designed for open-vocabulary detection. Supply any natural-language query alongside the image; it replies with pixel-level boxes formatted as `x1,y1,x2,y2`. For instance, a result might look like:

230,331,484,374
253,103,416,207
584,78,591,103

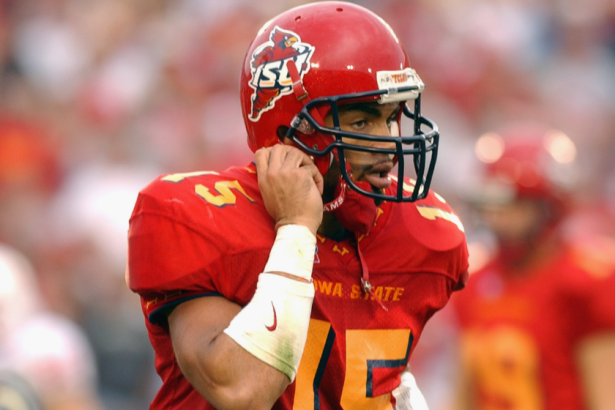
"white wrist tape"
264,224,317,281
223,273,315,381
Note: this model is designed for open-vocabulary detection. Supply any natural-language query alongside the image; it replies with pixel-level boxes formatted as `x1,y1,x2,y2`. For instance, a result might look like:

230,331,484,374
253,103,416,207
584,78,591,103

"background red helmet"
240,2,438,202
473,122,578,221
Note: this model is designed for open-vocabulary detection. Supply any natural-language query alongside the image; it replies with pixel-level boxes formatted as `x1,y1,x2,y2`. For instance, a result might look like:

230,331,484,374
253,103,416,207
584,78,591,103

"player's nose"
370,122,397,150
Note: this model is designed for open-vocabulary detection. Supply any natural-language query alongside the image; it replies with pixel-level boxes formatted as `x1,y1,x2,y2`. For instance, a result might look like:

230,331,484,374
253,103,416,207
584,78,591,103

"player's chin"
354,174,385,205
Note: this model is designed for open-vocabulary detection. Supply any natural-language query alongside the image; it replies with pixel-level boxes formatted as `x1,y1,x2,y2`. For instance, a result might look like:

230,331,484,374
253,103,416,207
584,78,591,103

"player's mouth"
362,162,393,190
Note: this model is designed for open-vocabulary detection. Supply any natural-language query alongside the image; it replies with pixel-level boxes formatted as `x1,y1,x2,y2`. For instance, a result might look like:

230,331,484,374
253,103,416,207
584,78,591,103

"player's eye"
350,119,367,129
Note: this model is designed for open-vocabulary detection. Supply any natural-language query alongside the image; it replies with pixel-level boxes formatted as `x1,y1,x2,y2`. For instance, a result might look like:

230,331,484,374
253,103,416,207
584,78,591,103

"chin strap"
287,60,335,175
287,59,309,102
323,179,347,212
322,160,353,213
287,60,325,125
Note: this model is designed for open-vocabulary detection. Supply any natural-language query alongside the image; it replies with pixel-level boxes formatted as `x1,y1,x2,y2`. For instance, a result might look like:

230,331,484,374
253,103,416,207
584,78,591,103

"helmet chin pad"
314,154,332,175
332,178,379,235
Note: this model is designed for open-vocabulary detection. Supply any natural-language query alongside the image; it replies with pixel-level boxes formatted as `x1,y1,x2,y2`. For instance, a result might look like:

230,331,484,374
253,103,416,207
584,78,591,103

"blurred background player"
450,123,615,410
0,244,106,410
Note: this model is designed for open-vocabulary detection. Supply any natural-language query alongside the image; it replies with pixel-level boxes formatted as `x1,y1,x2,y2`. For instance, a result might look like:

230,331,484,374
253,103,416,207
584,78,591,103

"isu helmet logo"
248,26,314,122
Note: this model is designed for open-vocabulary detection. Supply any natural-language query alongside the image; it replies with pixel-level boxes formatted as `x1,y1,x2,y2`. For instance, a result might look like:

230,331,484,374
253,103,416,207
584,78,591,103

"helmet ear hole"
276,126,289,142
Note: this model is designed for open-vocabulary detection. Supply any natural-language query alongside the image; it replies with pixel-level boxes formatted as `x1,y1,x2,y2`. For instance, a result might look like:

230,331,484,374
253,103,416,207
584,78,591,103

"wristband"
223,273,315,381
264,224,317,281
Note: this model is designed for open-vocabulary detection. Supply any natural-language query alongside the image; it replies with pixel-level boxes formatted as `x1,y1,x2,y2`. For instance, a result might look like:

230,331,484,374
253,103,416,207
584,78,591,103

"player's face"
479,199,546,244
324,102,399,193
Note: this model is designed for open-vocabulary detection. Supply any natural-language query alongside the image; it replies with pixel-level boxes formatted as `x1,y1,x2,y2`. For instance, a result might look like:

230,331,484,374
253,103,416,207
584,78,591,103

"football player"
452,124,615,410
0,245,105,410
128,2,468,409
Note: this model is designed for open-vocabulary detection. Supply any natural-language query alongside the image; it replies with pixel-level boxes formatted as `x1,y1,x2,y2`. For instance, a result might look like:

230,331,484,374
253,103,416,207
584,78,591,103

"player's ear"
276,126,293,145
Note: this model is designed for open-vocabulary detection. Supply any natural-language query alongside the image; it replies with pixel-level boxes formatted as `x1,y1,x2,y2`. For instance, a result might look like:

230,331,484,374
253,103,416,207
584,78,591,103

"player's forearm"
174,328,289,409
172,274,315,408
222,225,316,380
170,224,317,408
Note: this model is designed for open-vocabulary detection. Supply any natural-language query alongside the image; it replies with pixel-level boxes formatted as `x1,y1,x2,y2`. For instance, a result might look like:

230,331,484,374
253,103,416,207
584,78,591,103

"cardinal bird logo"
248,26,314,122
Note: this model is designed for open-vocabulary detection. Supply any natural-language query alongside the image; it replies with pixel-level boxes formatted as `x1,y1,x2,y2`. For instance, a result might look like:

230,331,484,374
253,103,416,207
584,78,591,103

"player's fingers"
254,147,271,167
287,149,323,193
255,144,288,170
258,145,323,194
277,145,311,171
277,147,323,194
254,147,274,183
295,149,316,167
306,163,324,195
266,144,293,171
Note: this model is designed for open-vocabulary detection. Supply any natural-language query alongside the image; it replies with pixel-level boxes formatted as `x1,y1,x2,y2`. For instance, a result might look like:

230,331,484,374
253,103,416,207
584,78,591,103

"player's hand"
255,145,324,235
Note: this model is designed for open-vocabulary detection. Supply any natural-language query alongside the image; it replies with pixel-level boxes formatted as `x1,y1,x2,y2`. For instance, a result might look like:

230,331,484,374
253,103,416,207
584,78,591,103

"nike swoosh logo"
265,302,277,331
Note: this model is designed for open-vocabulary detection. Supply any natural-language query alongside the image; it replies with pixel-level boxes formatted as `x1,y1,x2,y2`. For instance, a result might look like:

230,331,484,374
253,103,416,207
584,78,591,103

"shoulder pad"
410,189,466,249
364,183,469,287
128,165,275,293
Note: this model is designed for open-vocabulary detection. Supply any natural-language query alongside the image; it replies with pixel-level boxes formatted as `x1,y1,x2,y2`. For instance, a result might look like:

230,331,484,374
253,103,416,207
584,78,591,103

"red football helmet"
240,2,438,202
473,123,577,222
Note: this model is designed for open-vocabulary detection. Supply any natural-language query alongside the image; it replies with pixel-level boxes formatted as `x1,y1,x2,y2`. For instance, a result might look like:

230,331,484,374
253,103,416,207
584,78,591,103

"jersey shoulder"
373,178,469,286
394,179,467,252
552,244,615,332
128,164,275,295
133,165,263,223
131,164,272,241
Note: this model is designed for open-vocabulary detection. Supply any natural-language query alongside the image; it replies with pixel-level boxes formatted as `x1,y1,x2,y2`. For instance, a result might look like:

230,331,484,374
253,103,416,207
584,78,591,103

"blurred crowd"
0,0,614,409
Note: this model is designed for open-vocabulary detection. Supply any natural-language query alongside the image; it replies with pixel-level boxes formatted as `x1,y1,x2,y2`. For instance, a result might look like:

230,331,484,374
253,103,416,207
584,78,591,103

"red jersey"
128,163,468,409
452,246,615,410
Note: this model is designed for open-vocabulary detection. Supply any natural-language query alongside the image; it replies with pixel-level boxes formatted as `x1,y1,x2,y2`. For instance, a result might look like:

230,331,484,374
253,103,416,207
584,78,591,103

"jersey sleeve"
127,191,224,324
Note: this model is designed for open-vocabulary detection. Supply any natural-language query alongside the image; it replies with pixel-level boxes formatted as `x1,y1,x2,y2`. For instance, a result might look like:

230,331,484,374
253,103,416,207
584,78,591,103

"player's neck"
318,212,347,240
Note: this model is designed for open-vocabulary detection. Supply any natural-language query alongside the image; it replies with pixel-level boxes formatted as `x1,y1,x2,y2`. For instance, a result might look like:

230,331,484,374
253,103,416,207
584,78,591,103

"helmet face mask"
241,2,440,203
286,92,439,202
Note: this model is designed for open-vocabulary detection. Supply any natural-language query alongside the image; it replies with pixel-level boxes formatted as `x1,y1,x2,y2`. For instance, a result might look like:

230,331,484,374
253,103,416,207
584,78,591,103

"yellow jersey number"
461,326,543,410
293,319,413,409
162,171,256,207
